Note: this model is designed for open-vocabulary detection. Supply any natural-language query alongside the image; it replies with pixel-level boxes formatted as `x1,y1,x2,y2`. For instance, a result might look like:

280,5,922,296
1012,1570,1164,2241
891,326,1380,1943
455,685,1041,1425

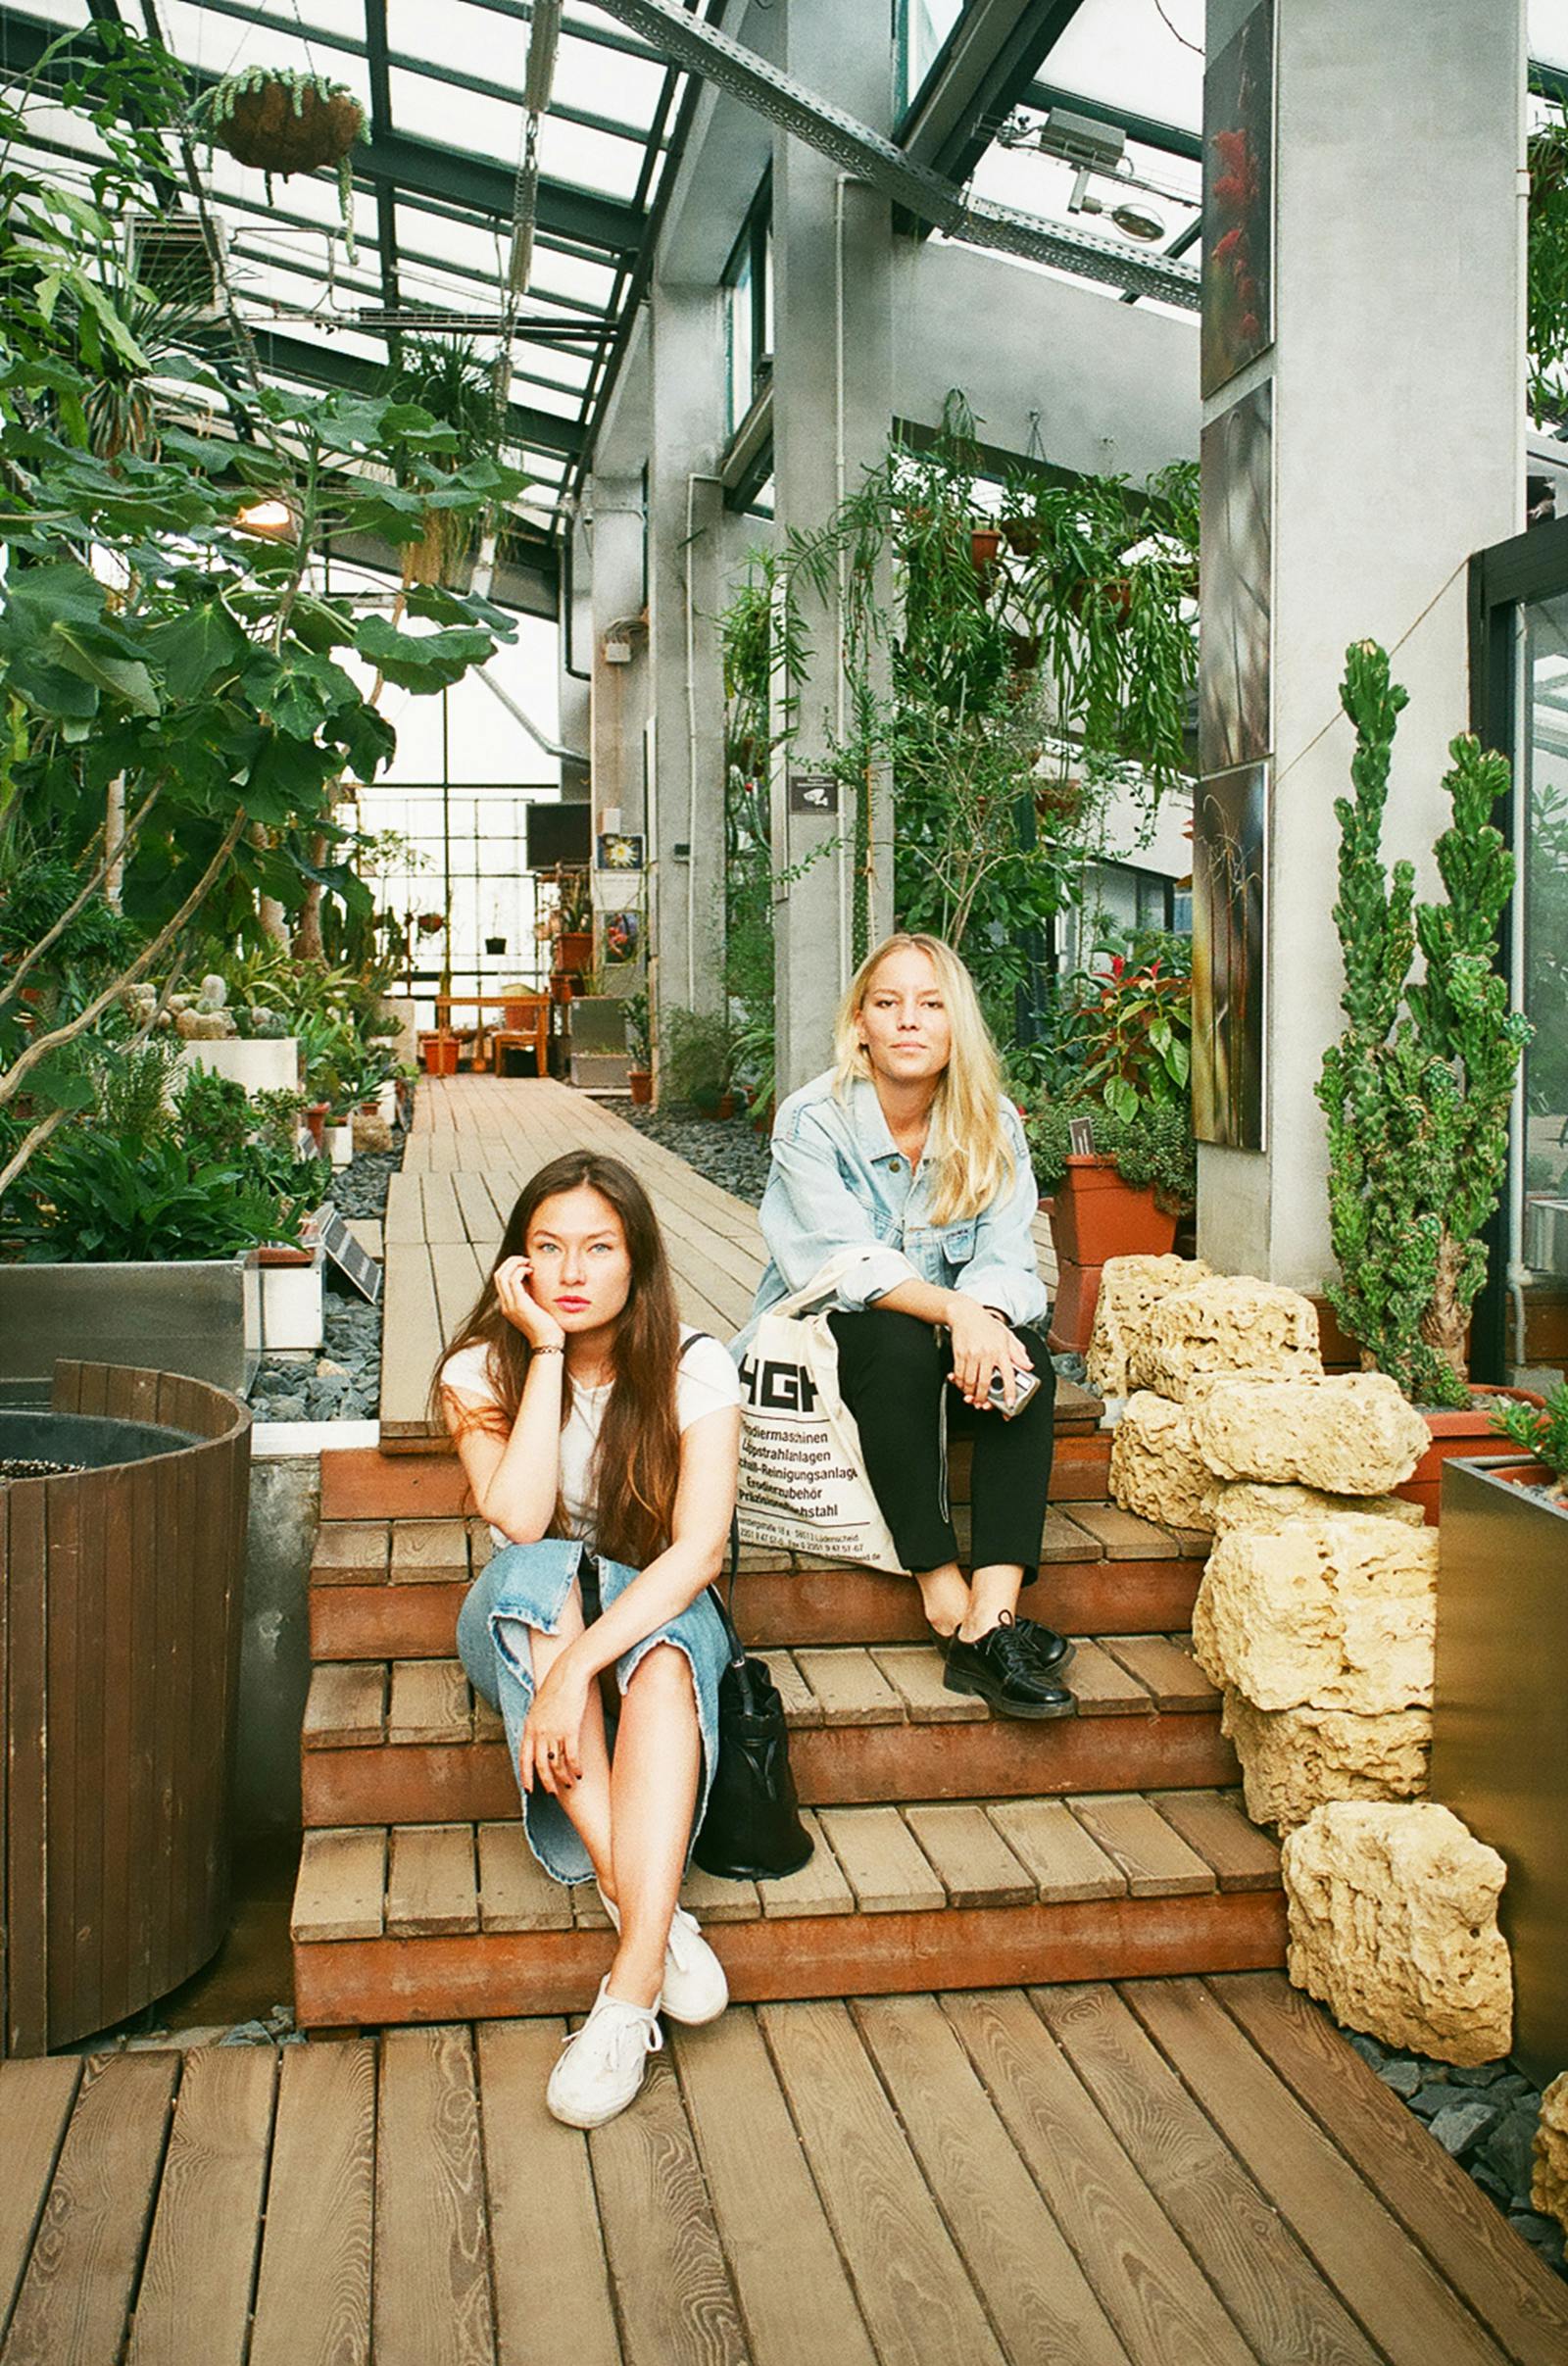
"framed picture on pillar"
1193,761,1267,1152
1200,380,1272,775
1201,0,1274,399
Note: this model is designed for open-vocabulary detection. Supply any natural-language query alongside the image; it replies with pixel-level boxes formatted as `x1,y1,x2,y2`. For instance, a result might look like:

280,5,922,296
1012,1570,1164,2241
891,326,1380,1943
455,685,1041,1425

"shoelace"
984,1612,1050,1676
561,2000,663,2069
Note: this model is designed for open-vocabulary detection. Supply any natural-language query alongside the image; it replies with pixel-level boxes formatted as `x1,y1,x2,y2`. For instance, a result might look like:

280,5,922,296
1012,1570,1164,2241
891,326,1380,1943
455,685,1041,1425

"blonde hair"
832,933,1013,1226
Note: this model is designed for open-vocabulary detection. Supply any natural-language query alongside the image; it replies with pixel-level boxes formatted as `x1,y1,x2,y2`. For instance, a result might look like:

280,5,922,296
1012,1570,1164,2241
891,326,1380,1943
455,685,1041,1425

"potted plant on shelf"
1317,642,1538,1492
548,866,594,981
623,991,653,1104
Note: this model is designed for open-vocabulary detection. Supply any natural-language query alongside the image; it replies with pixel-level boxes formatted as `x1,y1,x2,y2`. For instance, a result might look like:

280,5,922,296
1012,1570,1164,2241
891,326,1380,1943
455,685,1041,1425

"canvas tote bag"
735,1252,906,1574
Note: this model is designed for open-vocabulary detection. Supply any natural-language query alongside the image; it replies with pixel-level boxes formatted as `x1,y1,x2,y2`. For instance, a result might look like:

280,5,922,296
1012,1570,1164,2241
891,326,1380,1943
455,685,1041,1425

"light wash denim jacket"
731,1069,1049,1356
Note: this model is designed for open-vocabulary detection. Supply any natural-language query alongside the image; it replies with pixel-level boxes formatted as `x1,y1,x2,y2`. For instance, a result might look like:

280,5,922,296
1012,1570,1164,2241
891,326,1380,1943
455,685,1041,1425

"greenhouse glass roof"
3,0,1565,545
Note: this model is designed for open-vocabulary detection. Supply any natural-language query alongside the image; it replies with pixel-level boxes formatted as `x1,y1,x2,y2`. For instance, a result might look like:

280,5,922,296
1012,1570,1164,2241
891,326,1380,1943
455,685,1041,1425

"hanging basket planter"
202,69,367,255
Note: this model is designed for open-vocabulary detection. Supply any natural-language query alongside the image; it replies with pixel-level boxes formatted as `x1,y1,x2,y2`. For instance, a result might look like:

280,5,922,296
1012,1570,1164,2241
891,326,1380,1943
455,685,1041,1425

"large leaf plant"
0,24,524,1204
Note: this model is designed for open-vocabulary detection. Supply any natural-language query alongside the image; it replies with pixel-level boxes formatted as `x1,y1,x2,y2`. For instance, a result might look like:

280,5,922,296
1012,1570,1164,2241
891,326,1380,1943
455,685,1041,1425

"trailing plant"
1025,1098,1195,1212
199,67,366,252
1316,642,1531,1407
1491,1382,1568,1496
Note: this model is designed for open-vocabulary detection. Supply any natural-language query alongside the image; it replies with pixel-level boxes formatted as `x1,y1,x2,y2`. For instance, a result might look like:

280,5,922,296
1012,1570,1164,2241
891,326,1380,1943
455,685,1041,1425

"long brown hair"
432,1152,684,1567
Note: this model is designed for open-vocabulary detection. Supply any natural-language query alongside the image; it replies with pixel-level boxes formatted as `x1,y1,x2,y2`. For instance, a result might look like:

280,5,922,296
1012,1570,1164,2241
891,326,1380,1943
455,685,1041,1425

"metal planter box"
0,1255,260,1401
1432,1455,1568,2086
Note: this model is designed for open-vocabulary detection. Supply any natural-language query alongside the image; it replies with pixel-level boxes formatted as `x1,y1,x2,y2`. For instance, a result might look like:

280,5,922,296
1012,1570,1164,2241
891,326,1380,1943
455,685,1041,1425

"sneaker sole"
547,2083,649,2130
942,1667,1078,1720
659,1991,728,2028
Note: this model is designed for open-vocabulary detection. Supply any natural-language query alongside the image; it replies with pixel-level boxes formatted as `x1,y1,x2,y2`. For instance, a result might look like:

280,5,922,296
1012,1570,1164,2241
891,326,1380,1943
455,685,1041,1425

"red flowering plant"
1054,935,1193,1125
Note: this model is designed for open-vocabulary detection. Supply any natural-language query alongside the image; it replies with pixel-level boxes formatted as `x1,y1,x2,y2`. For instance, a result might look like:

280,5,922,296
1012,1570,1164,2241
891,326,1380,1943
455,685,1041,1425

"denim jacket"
732,1069,1049,1356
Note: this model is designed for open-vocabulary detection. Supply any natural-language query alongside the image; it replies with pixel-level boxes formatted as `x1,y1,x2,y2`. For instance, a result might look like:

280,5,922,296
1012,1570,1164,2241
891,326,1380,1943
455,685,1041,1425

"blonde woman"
737,933,1072,1718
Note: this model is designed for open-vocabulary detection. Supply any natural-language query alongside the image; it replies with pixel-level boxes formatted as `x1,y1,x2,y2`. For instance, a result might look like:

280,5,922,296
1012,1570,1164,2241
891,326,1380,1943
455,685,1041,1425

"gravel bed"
619,1106,771,1206
1344,2030,1565,2276
249,1147,399,1424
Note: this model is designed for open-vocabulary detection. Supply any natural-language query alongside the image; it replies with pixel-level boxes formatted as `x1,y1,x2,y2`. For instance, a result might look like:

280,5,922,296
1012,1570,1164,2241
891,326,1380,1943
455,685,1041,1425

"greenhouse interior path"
5,1973,1567,2366
379,1076,1063,1449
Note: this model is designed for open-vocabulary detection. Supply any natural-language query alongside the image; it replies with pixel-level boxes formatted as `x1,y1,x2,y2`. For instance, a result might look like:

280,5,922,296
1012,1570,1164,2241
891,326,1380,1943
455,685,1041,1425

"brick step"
299,1637,1232,1827
308,1503,1206,1662
289,1790,1284,2026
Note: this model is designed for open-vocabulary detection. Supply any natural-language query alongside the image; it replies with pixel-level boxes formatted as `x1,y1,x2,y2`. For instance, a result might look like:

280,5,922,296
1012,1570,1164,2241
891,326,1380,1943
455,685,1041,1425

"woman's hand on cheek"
518,1654,589,1795
494,1255,566,1353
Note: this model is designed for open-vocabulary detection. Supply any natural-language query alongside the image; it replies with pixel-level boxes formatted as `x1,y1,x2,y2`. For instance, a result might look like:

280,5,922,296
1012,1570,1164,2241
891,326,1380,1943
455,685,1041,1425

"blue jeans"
456,1536,729,1886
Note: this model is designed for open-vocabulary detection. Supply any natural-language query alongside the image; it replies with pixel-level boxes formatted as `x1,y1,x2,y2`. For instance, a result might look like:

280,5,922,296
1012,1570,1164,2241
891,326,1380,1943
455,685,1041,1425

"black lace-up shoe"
943,1611,1077,1719
1016,1618,1074,1674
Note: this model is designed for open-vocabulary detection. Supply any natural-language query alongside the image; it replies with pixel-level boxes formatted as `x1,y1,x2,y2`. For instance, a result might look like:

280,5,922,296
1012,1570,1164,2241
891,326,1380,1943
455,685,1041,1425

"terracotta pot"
970,526,1003,570
304,1100,328,1151
1047,1156,1180,1267
1003,519,1043,556
555,931,593,973
420,1033,459,1077
628,1068,653,1105
1396,1385,1548,1526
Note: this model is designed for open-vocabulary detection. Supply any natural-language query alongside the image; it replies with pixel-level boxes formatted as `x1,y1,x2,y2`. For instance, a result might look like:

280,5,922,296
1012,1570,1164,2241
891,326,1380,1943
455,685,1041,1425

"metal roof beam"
585,0,1199,307
897,0,1089,186
363,0,402,341
250,326,584,454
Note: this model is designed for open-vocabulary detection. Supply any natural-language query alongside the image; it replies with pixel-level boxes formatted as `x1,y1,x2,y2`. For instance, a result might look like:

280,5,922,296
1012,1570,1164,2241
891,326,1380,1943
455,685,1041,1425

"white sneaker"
546,1979,662,2128
597,1891,729,2027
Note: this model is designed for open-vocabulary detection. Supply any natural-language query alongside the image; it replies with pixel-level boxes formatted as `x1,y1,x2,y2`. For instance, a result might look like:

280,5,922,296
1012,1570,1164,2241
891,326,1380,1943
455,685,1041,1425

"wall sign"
788,771,838,816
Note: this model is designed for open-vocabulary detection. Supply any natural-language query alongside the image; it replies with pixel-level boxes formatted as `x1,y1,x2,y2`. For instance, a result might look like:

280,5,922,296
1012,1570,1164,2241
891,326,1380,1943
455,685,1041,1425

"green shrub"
1026,1098,1195,1212
1491,1384,1568,1489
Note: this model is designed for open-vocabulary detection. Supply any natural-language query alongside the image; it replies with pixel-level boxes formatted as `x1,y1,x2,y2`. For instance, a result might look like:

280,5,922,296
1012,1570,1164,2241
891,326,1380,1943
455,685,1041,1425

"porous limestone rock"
1212,1480,1427,1536
1222,1689,1431,1832
1108,1391,1217,1533
1192,1515,1438,1711
1189,1371,1430,1495
1281,1801,1512,2066
1127,1275,1323,1399
1086,1255,1212,1399
1532,2074,1568,2239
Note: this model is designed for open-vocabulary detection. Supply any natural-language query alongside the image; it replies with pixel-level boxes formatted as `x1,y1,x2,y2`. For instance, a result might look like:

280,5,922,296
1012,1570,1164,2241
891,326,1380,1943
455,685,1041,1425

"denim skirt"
455,1535,729,1886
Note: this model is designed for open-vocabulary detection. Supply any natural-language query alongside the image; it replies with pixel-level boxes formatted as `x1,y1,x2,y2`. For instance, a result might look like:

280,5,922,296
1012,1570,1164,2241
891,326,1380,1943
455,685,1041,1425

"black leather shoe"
1016,1618,1074,1674
943,1612,1077,1719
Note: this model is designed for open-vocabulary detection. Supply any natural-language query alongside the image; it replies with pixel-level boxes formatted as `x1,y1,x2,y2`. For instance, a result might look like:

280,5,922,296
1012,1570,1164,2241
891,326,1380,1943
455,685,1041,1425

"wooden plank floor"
380,1077,1062,1447
5,1975,1565,2366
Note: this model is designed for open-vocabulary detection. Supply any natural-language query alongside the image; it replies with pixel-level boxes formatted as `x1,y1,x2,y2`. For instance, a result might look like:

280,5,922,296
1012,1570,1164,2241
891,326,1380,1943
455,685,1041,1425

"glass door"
1521,596,1568,1279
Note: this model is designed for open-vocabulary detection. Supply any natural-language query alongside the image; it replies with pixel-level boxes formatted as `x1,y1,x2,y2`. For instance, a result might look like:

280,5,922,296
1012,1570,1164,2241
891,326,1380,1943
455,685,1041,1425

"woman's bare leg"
960,1562,1024,1640
600,1643,702,2008
525,1586,615,1889
913,1560,972,1637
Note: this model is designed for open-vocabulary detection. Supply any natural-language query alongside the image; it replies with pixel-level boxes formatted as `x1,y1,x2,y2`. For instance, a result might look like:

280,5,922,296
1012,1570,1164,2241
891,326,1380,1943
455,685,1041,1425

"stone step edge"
291,1888,1288,2027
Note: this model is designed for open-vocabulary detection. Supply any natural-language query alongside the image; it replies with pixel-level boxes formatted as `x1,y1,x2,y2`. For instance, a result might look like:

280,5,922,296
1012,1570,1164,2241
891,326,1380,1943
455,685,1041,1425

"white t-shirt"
439,1326,741,1550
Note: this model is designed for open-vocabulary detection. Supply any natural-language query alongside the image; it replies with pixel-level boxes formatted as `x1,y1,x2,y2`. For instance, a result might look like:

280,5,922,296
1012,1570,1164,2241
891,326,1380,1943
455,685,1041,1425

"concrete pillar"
647,282,728,1030
1197,0,1525,1286
587,472,649,833
770,0,895,1094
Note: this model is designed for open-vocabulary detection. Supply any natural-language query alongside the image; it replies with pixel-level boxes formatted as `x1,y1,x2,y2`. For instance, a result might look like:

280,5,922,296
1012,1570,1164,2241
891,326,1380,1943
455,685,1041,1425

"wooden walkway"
380,1077,1060,1447
4,1974,1567,2366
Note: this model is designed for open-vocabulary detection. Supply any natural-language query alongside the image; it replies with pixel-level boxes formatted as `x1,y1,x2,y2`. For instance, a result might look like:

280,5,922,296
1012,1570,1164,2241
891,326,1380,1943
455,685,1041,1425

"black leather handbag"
693,1526,814,1882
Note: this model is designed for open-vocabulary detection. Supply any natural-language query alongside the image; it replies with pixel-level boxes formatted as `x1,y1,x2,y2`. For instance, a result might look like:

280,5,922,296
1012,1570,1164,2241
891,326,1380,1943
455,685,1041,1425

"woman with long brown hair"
436,1151,740,2128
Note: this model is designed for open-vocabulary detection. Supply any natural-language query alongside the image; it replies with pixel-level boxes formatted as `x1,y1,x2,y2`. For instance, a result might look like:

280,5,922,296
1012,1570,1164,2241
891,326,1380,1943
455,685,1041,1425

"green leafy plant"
661,1007,738,1109
1490,1383,1568,1494
1026,1099,1195,1213
1048,941,1193,1123
1317,642,1532,1407
1529,103,1568,425
621,990,651,1069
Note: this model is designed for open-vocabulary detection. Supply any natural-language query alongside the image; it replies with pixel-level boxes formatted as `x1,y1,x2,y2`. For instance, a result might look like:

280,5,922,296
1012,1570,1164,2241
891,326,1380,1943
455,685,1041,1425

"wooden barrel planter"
0,1361,251,2058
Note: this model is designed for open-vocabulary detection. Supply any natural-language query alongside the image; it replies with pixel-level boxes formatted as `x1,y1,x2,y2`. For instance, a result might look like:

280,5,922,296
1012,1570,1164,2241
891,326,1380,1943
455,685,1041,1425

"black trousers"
827,1307,1055,1579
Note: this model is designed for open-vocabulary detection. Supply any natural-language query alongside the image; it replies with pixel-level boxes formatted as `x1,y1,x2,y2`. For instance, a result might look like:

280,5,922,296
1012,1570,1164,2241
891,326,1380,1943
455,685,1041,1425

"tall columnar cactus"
1317,641,1531,1406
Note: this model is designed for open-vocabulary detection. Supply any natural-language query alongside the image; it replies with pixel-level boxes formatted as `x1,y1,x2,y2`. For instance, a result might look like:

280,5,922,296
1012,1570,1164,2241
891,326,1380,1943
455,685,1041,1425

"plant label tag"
1068,1116,1097,1157
309,1204,383,1304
